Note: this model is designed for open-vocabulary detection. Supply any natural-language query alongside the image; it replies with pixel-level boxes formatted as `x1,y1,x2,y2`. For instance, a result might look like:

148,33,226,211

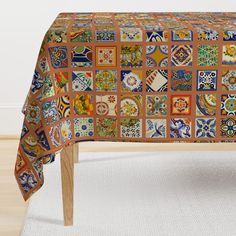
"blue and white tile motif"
195,118,216,138
170,118,191,138
19,170,38,193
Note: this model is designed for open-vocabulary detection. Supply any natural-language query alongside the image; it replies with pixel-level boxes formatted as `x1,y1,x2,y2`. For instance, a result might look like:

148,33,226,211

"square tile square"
121,118,142,138
221,118,236,138
172,30,193,41
73,94,93,115
146,95,167,116
54,72,69,94
197,30,219,41
120,94,142,117
146,119,167,138
221,94,236,115
223,30,236,41
74,117,94,137
121,70,142,92
57,95,70,119
146,45,168,67
71,46,93,67
60,120,72,142
96,118,117,138
146,69,168,92
171,95,191,115
120,27,143,42
171,70,192,91
171,45,193,66
96,95,117,116
197,70,217,91
222,45,236,65
95,30,116,42
70,27,92,42
72,71,93,91
95,70,117,91
95,46,117,67
48,46,68,69
195,118,216,138
121,45,143,67
222,70,236,91
170,118,191,138
196,94,216,116
42,100,58,125
146,31,168,42
197,45,218,66
42,74,55,99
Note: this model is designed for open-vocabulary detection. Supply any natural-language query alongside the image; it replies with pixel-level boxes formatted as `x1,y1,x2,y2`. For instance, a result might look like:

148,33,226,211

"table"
14,12,236,225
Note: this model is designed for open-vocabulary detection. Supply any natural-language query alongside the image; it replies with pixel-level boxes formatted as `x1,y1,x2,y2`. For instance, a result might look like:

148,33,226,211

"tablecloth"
15,12,236,201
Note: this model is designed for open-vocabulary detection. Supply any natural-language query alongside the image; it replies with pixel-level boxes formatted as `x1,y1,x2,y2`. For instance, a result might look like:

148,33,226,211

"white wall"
0,0,235,135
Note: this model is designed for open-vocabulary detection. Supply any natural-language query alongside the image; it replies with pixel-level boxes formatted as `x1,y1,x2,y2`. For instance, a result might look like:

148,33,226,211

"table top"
15,12,236,201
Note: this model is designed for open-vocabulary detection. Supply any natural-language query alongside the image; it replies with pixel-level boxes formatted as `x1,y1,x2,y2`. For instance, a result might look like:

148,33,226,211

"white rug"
21,151,236,236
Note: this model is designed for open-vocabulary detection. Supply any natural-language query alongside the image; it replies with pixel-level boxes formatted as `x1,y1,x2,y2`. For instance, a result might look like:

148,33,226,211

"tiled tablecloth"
15,12,236,201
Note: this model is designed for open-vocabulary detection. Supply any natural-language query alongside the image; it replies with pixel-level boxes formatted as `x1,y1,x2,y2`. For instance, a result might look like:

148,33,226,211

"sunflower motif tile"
121,70,142,92
146,95,167,116
222,70,236,91
95,46,117,67
171,95,191,115
221,118,236,138
146,69,168,92
96,95,117,116
221,94,236,115
170,118,191,138
121,118,142,138
171,70,192,91
74,118,94,137
146,119,166,138
171,45,193,66
197,45,218,66
95,70,117,91
73,94,93,115
71,46,93,67
196,94,216,116
197,70,217,91
72,71,93,91
120,94,142,117
146,45,168,67
195,118,216,138
121,45,143,67
222,44,236,65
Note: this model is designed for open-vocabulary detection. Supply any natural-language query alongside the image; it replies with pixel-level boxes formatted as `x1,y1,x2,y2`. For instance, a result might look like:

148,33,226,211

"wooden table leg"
73,143,79,163
61,144,74,226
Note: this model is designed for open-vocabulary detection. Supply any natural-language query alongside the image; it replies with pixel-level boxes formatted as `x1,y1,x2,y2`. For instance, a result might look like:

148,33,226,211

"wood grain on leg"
61,144,74,226
73,143,79,163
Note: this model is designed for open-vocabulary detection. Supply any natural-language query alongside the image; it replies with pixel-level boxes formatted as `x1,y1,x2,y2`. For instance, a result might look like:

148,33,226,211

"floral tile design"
221,118,236,138
121,45,143,67
170,118,191,138
146,95,167,116
70,27,92,42
96,95,117,116
120,94,142,117
171,45,193,66
221,94,236,115
197,45,218,66
146,45,168,67
74,118,94,137
171,95,191,115
19,169,38,193
42,100,58,125
95,46,117,67
60,120,72,142
222,70,236,91
222,45,236,65
48,46,68,68
120,27,143,42
54,72,69,94
121,70,142,92
146,119,166,138
95,30,116,42
95,70,117,91
121,118,142,138
72,71,93,91
197,70,217,91
195,118,216,138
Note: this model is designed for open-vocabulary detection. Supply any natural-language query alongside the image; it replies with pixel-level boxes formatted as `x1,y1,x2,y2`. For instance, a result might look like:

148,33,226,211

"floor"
1,139,236,236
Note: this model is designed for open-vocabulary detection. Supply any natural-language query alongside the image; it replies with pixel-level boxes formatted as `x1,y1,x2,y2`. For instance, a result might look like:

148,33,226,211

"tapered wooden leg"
61,144,74,226
73,143,79,163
